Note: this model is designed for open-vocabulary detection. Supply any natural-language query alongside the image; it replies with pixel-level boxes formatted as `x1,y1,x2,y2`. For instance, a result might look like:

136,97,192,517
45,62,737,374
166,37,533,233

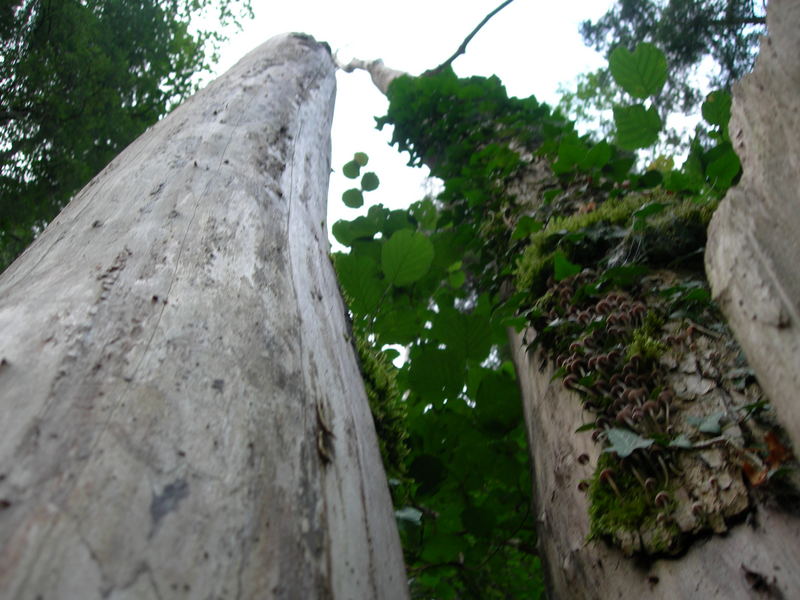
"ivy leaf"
353,151,369,166
342,188,364,208
342,160,361,179
382,229,434,287
609,42,667,99
613,104,662,150
361,171,380,191
553,250,581,281
604,428,654,457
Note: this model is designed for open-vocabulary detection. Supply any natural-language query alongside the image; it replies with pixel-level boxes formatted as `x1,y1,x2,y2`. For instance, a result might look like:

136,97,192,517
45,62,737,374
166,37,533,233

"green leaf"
407,346,464,402
461,506,496,538
409,454,447,496
704,142,741,190
613,104,662,150
580,141,613,170
342,160,361,179
553,250,581,281
609,42,667,99
432,306,493,363
448,270,466,288
701,91,732,127
604,428,654,457
353,151,369,166
511,216,543,240
331,216,379,246
361,171,380,191
475,370,521,434
333,253,384,314
381,229,434,287
410,198,438,230
342,188,363,208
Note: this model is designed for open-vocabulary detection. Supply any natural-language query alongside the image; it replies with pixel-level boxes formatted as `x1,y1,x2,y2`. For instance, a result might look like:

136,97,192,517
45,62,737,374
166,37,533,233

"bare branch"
431,0,517,73
336,56,406,95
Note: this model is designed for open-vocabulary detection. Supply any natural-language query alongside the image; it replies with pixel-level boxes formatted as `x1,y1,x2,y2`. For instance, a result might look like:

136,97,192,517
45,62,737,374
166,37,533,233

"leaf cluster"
0,0,253,271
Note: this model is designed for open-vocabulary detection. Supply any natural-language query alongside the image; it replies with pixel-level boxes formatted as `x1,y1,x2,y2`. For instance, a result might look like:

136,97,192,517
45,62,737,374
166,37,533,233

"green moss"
588,453,650,541
514,194,652,293
546,193,644,232
627,327,668,362
354,334,409,478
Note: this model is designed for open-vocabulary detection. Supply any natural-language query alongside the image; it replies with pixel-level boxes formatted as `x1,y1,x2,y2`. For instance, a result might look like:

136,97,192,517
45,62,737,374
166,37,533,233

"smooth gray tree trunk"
0,33,408,600
706,0,800,452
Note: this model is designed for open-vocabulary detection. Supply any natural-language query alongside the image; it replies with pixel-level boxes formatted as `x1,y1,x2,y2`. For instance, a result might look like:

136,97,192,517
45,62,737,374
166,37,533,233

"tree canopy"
581,0,765,112
0,0,252,271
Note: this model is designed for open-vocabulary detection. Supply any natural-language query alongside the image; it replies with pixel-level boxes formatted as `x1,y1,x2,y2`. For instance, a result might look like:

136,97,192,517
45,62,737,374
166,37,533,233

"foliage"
581,0,765,114
0,0,253,271
330,37,787,592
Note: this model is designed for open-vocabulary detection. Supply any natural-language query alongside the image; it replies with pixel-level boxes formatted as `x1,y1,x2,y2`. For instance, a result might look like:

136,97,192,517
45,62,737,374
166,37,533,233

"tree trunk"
510,333,800,599
706,0,800,452
510,1,800,595
0,33,407,600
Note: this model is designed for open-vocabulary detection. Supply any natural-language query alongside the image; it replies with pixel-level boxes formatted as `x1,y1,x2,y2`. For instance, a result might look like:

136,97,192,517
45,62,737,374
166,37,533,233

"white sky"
205,0,614,234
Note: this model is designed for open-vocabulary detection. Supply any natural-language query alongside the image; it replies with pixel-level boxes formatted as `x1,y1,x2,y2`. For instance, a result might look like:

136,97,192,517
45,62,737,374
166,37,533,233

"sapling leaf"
353,151,369,166
361,171,380,191
613,104,662,150
604,427,654,457
342,188,364,208
609,42,668,98
381,229,434,287
342,160,361,178
701,90,732,127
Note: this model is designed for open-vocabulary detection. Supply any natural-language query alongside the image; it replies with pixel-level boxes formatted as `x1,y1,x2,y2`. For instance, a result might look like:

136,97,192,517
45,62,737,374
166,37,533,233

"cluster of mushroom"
541,270,676,442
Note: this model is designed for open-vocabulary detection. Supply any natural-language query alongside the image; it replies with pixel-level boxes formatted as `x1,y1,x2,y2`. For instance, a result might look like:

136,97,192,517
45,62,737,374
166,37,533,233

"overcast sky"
205,0,615,235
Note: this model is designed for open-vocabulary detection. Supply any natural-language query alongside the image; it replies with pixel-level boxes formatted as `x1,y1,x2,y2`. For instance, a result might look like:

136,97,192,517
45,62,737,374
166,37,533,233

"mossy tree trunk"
354,3,800,595
0,34,408,600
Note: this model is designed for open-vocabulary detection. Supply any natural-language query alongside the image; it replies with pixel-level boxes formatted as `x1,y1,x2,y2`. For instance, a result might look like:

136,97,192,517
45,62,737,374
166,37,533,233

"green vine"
333,41,794,596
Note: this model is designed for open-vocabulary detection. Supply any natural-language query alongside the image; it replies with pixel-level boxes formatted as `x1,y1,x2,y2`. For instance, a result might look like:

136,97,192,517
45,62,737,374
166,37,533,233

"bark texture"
706,0,800,451
510,331,800,599
0,33,407,599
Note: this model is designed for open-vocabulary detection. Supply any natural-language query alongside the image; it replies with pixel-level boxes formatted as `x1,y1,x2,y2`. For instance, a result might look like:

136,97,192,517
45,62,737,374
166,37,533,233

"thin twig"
431,0,517,73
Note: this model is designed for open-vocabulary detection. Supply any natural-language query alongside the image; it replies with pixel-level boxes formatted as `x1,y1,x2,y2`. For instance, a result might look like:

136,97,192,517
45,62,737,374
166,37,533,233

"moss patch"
354,334,409,478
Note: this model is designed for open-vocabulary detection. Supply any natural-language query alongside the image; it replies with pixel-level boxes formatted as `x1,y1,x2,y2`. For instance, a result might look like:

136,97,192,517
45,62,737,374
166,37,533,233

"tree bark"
706,0,800,452
0,33,407,600
510,332,800,599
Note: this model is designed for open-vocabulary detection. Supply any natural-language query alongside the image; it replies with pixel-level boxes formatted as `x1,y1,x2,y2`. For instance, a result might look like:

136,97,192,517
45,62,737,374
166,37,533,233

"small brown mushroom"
599,468,622,498
654,491,670,507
